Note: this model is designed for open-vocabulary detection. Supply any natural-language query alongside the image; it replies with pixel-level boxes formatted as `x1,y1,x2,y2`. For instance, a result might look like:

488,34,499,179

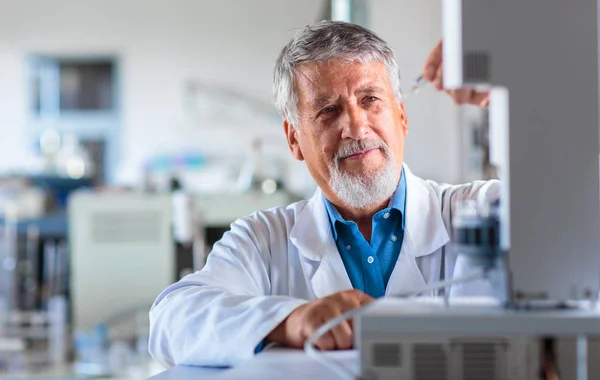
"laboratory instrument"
410,75,428,95
0,208,69,374
68,192,175,333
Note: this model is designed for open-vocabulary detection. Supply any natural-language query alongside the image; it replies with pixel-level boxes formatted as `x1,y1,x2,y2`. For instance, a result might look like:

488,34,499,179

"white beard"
328,148,400,210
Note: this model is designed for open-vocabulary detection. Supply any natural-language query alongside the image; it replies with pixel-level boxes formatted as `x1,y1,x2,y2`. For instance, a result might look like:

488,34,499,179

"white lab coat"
148,166,500,368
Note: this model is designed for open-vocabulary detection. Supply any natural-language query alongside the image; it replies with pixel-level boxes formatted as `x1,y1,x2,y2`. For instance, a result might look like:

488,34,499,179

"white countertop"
148,347,358,380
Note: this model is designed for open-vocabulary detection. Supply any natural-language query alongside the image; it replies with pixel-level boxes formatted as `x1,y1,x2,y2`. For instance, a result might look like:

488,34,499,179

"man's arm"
148,210,373,367
148,215,308,368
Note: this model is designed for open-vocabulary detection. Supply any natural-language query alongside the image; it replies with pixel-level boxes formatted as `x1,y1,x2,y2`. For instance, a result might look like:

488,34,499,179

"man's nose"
341,105,369,140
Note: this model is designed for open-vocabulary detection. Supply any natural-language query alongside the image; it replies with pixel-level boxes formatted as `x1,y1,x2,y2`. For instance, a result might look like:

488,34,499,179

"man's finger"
423,41,443,82
434,64,444,91
447,90,459,103
315,331,336,351
348,316,354,330
330,321,353,350
457,89,474,105
339,289,373,307
471,91,490,107
358,292,374,305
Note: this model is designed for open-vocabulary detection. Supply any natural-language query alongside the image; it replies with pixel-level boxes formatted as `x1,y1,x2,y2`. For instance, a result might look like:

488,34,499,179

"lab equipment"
68,192,177,376
445,0,600,303
0,299,68,373
22,226,40,311
451,200,500,271
400,75,428,102
68,191,175,334
0,205,17,314
409,75,428,95
350,1,600,379
0,194,69,374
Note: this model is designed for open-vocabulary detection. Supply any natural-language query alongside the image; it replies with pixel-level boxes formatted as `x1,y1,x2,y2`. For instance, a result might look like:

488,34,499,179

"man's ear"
283,120,304,161
398,101,409,136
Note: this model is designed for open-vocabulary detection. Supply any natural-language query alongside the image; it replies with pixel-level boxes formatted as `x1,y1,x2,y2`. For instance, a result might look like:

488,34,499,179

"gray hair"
273,21,402,127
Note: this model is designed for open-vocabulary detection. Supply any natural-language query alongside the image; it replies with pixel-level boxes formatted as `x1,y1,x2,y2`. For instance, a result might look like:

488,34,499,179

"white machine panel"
358,298,600,380
68,192,174,332
443,0,600,301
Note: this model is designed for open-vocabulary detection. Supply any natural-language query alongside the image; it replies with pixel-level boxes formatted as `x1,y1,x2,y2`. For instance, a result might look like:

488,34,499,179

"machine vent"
463,51,491,82
413,343,448,380
371,343,402,367
460,343,497,380
91,211,162,244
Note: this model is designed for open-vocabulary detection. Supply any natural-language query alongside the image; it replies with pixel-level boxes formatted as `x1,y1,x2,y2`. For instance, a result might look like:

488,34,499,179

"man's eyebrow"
309,87,384,109
357,86,384,95
311,95,338,110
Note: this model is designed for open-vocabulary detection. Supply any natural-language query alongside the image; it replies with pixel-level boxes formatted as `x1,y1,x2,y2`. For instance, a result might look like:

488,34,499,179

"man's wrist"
265,318,287,345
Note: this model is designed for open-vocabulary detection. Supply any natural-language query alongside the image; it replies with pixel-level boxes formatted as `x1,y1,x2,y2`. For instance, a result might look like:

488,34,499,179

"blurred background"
0,0,490,378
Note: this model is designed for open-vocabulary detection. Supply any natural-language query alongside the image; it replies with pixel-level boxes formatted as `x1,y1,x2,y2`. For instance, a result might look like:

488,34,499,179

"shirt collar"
390,166,407,229
323,167,407,241
323,194,345,241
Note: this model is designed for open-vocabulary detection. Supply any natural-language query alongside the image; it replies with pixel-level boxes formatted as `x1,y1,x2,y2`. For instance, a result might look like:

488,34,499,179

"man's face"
284,59,408,208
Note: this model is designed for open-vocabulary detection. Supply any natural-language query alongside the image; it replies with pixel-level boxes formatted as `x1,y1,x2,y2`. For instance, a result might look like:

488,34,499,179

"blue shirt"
324,169,406,298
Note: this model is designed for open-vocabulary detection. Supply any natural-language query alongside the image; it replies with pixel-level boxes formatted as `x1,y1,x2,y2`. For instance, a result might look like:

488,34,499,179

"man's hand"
423,41,490,107
267,289,373,350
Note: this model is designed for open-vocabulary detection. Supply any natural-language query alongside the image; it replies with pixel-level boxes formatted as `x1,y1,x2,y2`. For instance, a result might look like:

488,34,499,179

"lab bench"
147,347,357,380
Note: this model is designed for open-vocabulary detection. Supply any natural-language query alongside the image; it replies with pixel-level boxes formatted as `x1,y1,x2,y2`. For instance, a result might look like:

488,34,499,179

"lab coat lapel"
386,165,450,296
289,189,353,299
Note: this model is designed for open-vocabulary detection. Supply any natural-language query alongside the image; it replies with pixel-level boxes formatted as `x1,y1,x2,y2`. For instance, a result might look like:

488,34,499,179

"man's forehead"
296,60,386,83
294,60,389,98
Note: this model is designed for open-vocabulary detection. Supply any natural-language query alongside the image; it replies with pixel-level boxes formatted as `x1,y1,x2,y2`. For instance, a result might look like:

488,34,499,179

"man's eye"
321,106,336,114
365,96,378,102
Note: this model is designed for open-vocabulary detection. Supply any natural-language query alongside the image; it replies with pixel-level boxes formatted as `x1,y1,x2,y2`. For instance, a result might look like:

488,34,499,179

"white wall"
0,0,462,191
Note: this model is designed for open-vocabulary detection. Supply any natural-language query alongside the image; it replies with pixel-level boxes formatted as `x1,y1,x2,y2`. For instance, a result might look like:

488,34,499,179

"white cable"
390,269,486,299
304,269,488,380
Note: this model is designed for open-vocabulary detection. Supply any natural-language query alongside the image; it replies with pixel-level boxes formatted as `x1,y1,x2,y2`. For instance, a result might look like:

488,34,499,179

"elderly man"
149,21,499,367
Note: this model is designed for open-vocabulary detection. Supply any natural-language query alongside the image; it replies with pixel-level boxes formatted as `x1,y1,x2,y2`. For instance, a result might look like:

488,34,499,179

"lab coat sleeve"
148,213,309,368
428,179,501,224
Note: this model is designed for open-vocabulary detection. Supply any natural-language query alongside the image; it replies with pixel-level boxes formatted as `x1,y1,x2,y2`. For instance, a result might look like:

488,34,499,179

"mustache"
334,139,390,163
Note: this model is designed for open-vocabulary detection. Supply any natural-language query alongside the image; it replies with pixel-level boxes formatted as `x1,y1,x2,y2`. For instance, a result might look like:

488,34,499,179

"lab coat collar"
403,165,450,257
290,187,353,297
289,186,332,262
383,165,450,296
289,164,450,297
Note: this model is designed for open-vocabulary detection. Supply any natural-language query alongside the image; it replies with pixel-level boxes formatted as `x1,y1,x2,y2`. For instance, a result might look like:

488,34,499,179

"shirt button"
346,245,352,251
367,256,374,264
383,212,390,219
391,235,397,242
